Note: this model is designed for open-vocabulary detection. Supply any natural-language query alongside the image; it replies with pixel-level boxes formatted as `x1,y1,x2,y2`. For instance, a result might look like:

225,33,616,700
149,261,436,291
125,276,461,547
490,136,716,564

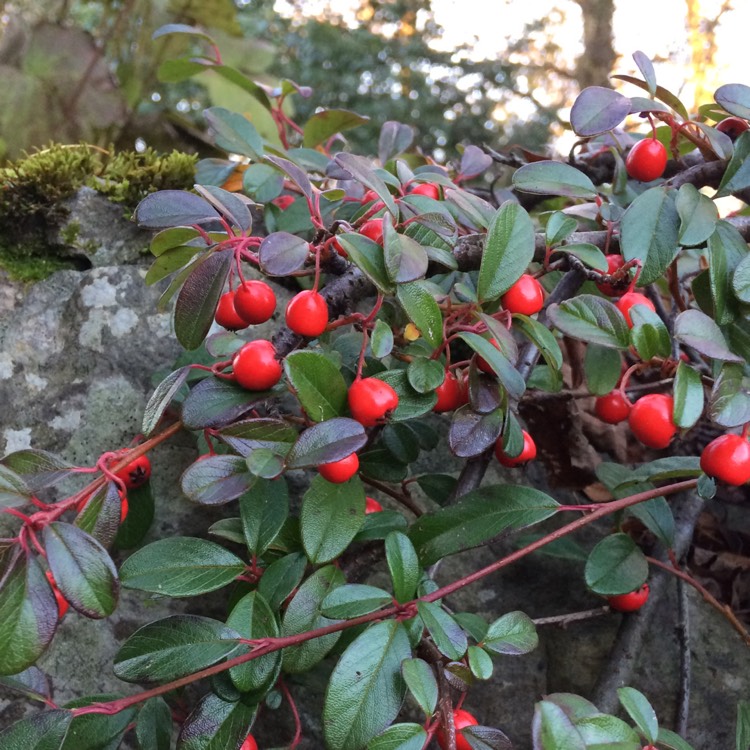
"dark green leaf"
416,474,457,505
142,367,191,436
620,187,680,286
282,566,345,673
176,692,257,750
120,537,244,597
74,481,122,548
570,86,631,136
195,185,252,232
136,697,172,750
717,130,750,197
733,254,750,303
284,351,348,422
114,483,155,551
532,701,586,750
258,232,310,276
483,611,538,655
512,161,598,200
0,709,71,750
628,497,675,548
323,621,411,750
134,191,220,229
62,696,136,750
547,295,630,349
406,358,445,394
44,523,118,618
0,450,73,493
478,202,535,301
368,723,426,750
737,700,750,750
468,646,494,680
385,531,421,603
617,687,658,743
371,319,395,359
218,418,297,457
574,714,640,746
551,243,608,271
710,221,749,324
401,658,438,716
383,221,429,283
513,314,564,371
410,486,559,565
657,728,695,750
114,616,241,683
182,374,267,430
418,601,467,659
286,418,367,469
676,183,718,247
710,364,750,427
584,344,623,396
242,163,284,202
673,362,704,429
374,370,437,421
674,309,743,362
545,212,578,246
240,477,289,556
256,552,307,611
337,233,395,294
584,533,648,595
397,282,443,347
204,107,263,159
321,584,392,619
303,109,369,148
180,455,252,506
630,306,672,361
457,332,525,399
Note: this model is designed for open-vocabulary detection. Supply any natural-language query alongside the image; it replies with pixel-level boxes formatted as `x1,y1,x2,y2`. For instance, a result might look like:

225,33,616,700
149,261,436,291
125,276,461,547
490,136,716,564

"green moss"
0,144,197,281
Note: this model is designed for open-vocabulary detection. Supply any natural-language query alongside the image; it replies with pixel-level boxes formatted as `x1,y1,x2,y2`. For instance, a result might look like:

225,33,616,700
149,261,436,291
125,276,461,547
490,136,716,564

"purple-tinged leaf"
0,450,72,494
286,418,367,469
182,377,270,430
612,74,688,119
258,232,310,276
632,51,657,96
265,155,314,200
134,191,220,229
303,109,369,148
142,367,191,436
459,145,493,179
334,152,399,218
379,121,415,164
715,83,750,120
674,309,743,362
449,405,503,458
176,692,257,749
180,455,252,505
0,709,72,749
194,185,253,232
570,86,631,137
74,482,122,548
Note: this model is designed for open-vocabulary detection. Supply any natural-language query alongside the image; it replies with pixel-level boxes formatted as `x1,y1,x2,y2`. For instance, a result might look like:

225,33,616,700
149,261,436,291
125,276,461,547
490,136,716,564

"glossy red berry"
240,735,258,750
361,189,379,203
595,391,631,425
46,570,69,619
494,430,537,467
285,290,329,337
120,491,129,523
433,371,462,413
232,340,282,391
360,219,384,245
234,280,277,325
475,338,501,375
607,583,650,613
625,138,667,182
271,195,294,210
115,455,151,490
628,394,676,449
501,274,545,315
616,292,656,328
409,182,440,199
700,434,750,486
319,453,359,483
365,497,384,514
348,378,399,427
716,116,749,140
437,708,479,750
596,254,628,297
215,292,248,331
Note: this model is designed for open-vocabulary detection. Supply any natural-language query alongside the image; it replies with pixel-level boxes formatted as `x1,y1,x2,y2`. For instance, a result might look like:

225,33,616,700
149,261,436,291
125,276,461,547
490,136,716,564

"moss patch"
0,144,197,281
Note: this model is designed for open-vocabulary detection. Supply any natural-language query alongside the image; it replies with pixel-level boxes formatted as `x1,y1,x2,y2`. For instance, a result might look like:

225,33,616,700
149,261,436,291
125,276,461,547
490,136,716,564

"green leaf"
367,723,427,750
246,448,284,478
0,709,72,750
0,449,73,493
256,552,307,611
737,700,750,750
284,351,348,422
0,465,31,507
43,523,118,618
630,306,672,361
717,129,750,197
323,621,411,750
547,295,630,349
628,497,675,548
416,474,457,504
182,377,265,430
657,728,696,750
397,282,444,348
617,687,658,743
673,362,704,429
0,553,57,676
733,253,750,304
385,531,421,603
483,611,538,656
710,363,750,427
176,692,257,750
282,566,345,673
114,616,240,684
321,584,393,619
74,481,122,548
303,108,369,148
371,319,395,358
226,592,280,694
574,714,640,746
146,246,201,286
242,163,284,202
512,161,598,200
620,187,680,287
674,309,743,362
570,86,631,136
240,477,289,556
513,314,564,371
584,533,648,595
551,243,609,271
710,220,749,324
401,658,438,716
204,106,263,159
375,370,437,421
286,418,367,469
61,695,137,750
584,344,622,396
612,74,689,119
174,249,233,350
410,485,559,565
468,646,494,680
676,183,718,246
120,537,244,597
532,701,586,750
334,152,399,219
406,358,445,394
142,367,191,436
546,212,578,245
418,601,467,659
218,418,297,457
301,474,365,563
337,233,395,295
477,202,535,301
180,455,252,506
114,483,155,551
136,697,172,750
457,332,525,399
383,221,429,283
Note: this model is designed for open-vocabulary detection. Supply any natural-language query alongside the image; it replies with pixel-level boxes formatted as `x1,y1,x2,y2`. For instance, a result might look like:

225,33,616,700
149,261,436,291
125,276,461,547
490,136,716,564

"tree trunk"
574,0,617,89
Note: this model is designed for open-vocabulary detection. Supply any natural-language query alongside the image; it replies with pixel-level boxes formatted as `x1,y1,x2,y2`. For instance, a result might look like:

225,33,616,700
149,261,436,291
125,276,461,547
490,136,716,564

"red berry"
240,735,258,750
607,583,650,613
700,434,750,486
433,371,462,413
409,182,440,199
285,290,329,337
501,274,545,315
716,116,749,140
215,292,248,331
360,219,384,245
628,394,676,449
494,430,537,467
115,455,151,490
120,492,129,523
318,453,359,483
348,378,399,427
476,338,501,375
596,254,628,298
46,570,69,619
594,391,631,424
232,340,282,391
616,292,656,328
361,189,379,203
271,195,294,210
437,708,479,750
365,497,383,514
234,281,277,325
625,138,667,182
